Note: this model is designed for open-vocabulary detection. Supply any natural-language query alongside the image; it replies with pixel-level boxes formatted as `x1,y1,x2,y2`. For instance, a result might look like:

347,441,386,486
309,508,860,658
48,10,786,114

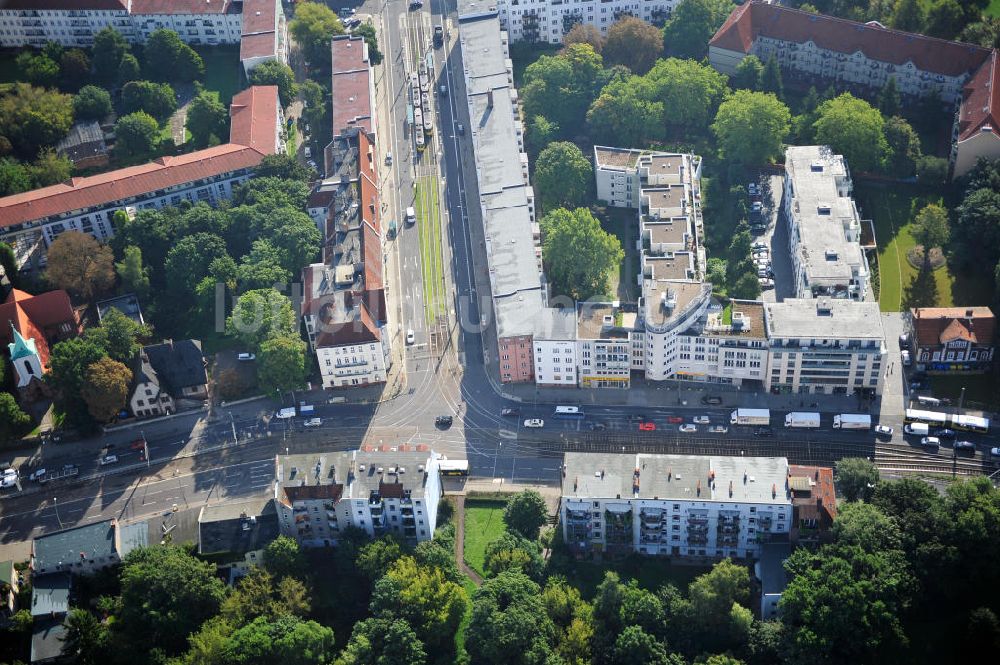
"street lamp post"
958,386,966,415
142,430,150,468
492,442,501,479
229,412,237,445
53,497,63,529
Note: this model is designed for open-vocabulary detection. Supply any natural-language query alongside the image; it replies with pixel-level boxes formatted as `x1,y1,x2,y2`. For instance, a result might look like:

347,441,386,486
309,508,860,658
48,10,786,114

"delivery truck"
784,412,821,428
730,408,771,426
833,414,872,430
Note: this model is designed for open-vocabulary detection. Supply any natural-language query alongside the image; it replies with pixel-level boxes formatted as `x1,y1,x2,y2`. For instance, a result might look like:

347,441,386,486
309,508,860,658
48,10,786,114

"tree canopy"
834,457,880,502
45,231,115,300
80,356,132,422
115,111,161,159
74,85,113,121
187,90,229,148
712,89,791,165
249,60,299,108
662,0,735,59
602,17,662,75
289,1,346,67
143,29,204,82
540,207,624,301
504,490,550,540
813,94,888,172
534,141,593,212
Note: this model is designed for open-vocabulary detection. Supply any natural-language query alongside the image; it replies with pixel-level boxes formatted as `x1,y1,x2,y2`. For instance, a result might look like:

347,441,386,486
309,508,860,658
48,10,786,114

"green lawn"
415,176,446,326
463,499,508,577
855,183,991,312
561,556,713,600
987,0,1000,17
454,575,479,664
195,46,243,105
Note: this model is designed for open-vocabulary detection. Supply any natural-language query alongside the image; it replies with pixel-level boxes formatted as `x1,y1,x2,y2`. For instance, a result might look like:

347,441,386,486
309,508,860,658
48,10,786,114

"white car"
100,455,119,466
692,416,711,425
990,447,1000,458
708,425,729,434
875,425,894,438
237,352,255,361
29,469,46,482
523,419,544,428
304,418,323,428
406,329,415,345
1,469,17,488
679,424,698,433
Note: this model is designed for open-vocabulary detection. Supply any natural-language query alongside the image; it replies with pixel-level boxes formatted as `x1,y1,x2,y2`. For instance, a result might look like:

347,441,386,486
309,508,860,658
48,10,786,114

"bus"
904,409,948,428
439,460,469,477
554,406,585,419
951,414,990,433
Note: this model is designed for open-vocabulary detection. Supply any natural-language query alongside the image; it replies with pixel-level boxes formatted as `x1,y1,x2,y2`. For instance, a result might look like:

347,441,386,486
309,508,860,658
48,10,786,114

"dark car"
500,408,519,417
433,25,443,47
754,427,775,437
701,395,723,405
588,422,607,431
934,428,956,439
628,414,647,422
954,440,976,453
435,415,453,428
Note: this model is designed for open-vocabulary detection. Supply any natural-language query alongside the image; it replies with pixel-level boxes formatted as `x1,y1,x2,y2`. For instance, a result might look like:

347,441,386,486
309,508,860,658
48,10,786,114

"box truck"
730,408,770,426
904,422,929,436
833,414,872,430
784,412,821,428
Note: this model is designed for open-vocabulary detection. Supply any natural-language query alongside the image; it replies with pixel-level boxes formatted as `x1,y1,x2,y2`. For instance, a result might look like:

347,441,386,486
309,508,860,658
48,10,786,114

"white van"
406,206,416,224
916,395,941,407
304,146,311,159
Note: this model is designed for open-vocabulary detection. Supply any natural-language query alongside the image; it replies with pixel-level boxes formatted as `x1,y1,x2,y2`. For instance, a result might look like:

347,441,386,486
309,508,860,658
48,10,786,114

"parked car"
667,416,683,424
701,395,723,405
875,425,894,439
1,469,17,488
30,469,47,482
523,419,544,428
954,440,976,453
100,455,119,466
304,418,323,428
752,241,768,251
679,424,698,433
759,279,775,290
747,182,759,197
409,0,423,8
406,329,415,345
692,416,711,425
385,152,393,165
708,425,729,434
990,446,1000,458
436,415,453,428
237,352,255,361
754,427,775,437
921,436,941,448
500,408,519,417
901,350,911,366
638,422,656,432
588,422,607,431
440,84,448,96
934,428,956,439
457,123,465,135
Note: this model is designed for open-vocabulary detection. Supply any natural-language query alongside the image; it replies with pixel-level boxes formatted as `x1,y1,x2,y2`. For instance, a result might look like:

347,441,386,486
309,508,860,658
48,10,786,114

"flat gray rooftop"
563,452,791,505
277,448,437,502
765,298,885,340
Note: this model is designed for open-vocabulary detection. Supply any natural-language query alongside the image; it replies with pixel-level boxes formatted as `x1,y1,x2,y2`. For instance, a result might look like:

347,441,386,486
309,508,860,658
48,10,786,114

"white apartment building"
0,85,283,269
496,0,677,44
595,146,643,208
561,452,792,560
130,0,243,45
783,146,870,301
533,338,578,387
672,300,769,388
575,304,636,389
274,448,442,548
764,298,886,395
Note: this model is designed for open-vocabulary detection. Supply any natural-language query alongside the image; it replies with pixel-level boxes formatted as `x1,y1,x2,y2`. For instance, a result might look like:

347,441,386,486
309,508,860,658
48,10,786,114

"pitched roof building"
910,306,996,372
129,339,208,418
1,289,80,388
708,2,998,178
55,121,109,169
239,0,288,76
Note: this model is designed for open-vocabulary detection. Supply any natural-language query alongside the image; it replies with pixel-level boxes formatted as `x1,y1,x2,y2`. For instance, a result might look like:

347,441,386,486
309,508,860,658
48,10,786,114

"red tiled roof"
709,2,992,78
331,36,373,137
240,32,277,60
0,289,79,370
911,306,996,348
958,50,1000,141
0,1,126,9
240,0,279,60
130,0,237,15
788,464,837,523
0,86,280,231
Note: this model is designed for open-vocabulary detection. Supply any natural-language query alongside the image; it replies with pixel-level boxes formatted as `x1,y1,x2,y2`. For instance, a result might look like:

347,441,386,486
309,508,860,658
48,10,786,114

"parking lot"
750,173,793,304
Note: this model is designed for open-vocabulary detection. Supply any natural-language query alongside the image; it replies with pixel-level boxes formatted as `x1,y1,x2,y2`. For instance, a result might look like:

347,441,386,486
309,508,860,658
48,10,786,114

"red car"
638,422,656,432
130,439,145,451
667,416,683,424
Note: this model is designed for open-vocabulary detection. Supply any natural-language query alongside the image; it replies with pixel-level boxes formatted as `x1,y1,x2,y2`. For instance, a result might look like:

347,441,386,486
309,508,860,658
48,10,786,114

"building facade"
910,306,996,373
274,447,442,548
1,288,80,391
0,86,282,269
951,49,1000,178
496,0,676,44
561,452,792,560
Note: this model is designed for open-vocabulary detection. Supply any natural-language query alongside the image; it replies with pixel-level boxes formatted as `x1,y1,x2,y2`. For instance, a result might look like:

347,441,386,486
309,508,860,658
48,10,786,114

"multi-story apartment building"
302,129,389,389
0,85,282,270
0,1,287,76
30,519,147,576
764,298,885,395
709,2,999,178
595,146,643,209
575,303,636,389
273,447,442,548
910,306,996,373
672,301,769,388
496,0,677,44
561,452,792,560
783,146,870,301
459,1,575,384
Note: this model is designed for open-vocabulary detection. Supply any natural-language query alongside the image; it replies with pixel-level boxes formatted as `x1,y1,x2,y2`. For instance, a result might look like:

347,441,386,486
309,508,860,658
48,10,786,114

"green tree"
17,52,60,88
249,60,299,108
93,307,147,364
0,392,32,444
540,207,624,301
0,83,74,156
237,239,292,290
891,0,926,31
370,556,468,650
45,231,115,300
712,89,791,165
564,22,605,53
118,546,227,656
645,58,729,132
80,356,132,422
731,55,764,90
223,614,336,665
883,115,922,176
165,232,231,295
336,618,426,665
522,44,604,134
587,77,664,147
525,115,560,158
74,85,113,122
258,335,308,395
59,48,91,90
760,55,784,100
144,29,204,82
814,93,888,172
504,489,549,539
61,608,109,665
612,625,674,665
226,288,298,350
689,559,751,629
834,457,880,502
877,76,901,118
603,17,662,75
466,571,557,665
187,90,228,147
832,500,903,552
356,536,405,583
30,149,72,187
122,80,177,120
254,153,316,182
118,53,141,85
47,337,107,402
960,16,1000,48
116,245,151,300
414,539,462,584
916,155,949,185
662,0,735,59
535,141,593,211
353,23,384,66
114,111,160,159
220,567,311,625
0,159,32,196
0,241,18,288
289,1,346,67
483,532,545,581
911,203,950,264
263,535,308,581
92,27,128,84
